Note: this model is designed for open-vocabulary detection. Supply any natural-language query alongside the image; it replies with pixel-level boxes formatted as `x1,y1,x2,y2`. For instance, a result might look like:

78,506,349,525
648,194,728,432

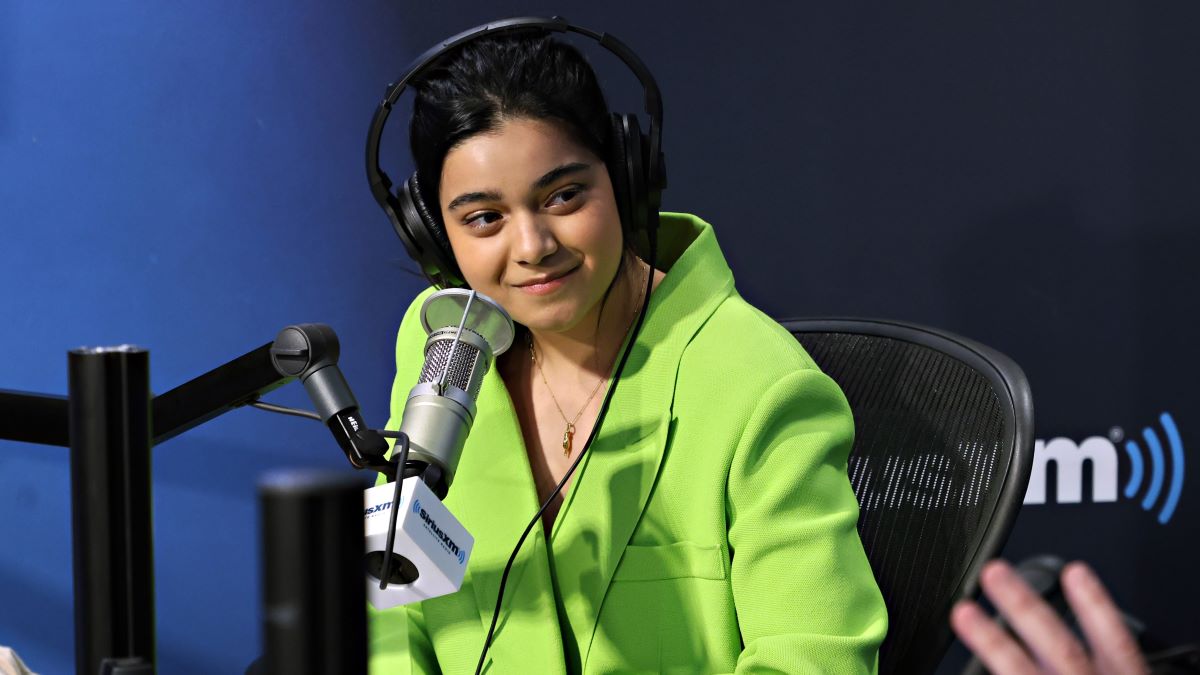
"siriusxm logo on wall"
1024,412,1185,524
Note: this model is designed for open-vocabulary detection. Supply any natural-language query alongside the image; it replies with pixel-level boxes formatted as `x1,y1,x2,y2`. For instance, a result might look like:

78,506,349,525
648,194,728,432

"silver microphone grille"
420,289,514,356
418,327,487,401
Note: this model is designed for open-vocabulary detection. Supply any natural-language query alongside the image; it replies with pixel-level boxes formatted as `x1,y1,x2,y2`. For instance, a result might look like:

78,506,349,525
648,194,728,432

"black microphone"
270,324,390,471
397,289,514,497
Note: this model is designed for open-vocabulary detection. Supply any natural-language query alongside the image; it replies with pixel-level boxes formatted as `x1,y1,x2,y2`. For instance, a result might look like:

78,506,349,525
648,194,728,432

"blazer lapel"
548,403,671,668
548,214,737,669
448,370,568,675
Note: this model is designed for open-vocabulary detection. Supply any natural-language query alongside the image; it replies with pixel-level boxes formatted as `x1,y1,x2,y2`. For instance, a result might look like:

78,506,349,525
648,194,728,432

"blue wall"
0,2,420,671
3,1,1198,672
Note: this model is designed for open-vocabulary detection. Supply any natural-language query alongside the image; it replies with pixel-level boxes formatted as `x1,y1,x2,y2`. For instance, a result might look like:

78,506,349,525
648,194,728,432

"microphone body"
364,289,513,609
399,325,491,491
398,290,514,495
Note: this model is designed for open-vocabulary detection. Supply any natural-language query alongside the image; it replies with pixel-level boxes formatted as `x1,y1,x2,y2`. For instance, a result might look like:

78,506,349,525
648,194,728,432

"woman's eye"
546,185,584,208
464,212,502,229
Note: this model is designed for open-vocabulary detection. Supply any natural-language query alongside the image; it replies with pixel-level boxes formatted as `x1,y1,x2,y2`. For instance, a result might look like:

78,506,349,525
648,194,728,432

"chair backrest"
779,318,1035,675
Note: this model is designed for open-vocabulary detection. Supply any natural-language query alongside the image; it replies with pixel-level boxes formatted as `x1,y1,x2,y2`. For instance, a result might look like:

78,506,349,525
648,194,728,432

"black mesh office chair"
779,318,1035,675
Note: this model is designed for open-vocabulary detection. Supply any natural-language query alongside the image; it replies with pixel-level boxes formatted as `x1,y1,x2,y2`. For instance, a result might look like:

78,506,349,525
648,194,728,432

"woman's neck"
527,257,655,378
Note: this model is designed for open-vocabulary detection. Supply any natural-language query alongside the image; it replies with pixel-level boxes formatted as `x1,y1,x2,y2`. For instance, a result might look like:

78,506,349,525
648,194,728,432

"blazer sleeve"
368,287,443,674
725,366,888,674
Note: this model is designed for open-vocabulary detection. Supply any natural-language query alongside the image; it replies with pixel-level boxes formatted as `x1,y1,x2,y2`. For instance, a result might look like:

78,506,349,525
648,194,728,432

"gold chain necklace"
529,260,649,456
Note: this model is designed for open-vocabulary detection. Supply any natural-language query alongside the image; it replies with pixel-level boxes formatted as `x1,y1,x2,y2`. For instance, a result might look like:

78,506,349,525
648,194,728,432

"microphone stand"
0,325,390,675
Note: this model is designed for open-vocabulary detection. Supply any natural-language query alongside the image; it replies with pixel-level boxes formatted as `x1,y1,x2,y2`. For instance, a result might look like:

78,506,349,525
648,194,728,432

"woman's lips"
514,266,578,295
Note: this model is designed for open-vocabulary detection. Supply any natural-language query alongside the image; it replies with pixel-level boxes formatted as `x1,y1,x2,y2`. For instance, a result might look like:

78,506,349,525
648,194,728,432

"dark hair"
409,31,612,225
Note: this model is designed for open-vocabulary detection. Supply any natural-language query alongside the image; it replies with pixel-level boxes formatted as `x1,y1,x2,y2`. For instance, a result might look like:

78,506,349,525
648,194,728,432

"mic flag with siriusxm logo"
364,477,474,608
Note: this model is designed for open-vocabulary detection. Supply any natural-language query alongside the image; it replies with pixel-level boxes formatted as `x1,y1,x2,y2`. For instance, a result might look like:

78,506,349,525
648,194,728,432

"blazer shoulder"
682,293,821,380
392,286,439,374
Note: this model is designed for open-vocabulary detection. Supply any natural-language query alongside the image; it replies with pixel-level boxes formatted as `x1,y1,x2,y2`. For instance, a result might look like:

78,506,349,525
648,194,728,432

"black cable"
247,399,322,421
249,398,399,476
474,228,659,675
378,432,411,590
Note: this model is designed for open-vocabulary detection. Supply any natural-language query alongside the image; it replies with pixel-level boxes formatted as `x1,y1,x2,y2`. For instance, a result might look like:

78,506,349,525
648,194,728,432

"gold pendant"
562,423,575,456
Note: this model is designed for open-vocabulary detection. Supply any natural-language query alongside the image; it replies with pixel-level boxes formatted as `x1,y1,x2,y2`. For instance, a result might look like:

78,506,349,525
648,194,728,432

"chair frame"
778,317,1035,674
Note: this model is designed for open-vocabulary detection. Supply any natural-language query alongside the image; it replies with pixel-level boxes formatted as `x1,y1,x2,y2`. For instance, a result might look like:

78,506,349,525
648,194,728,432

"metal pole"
68,346,155,675
259,470,367,675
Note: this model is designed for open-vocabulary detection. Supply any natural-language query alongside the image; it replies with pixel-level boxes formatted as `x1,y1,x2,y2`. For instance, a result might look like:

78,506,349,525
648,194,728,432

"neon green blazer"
370,213,887,674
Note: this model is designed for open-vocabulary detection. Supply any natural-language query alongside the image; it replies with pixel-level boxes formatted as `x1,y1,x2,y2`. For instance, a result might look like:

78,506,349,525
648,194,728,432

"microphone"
397,289,515,497
364,289,514,609
270,324,391,472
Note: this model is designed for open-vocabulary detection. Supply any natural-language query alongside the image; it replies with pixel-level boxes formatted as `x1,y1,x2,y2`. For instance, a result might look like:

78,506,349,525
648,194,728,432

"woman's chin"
511,301,588,335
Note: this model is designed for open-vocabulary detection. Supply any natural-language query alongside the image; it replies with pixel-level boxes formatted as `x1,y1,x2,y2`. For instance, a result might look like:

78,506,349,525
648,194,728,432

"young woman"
370,26,887,674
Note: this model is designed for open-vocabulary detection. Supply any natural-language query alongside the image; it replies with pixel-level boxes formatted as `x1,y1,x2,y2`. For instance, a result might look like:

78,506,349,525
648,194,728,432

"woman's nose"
510,212,558,265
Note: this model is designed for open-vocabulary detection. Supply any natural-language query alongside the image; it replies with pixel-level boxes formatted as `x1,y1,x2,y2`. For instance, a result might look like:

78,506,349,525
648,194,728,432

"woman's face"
437,117,625,334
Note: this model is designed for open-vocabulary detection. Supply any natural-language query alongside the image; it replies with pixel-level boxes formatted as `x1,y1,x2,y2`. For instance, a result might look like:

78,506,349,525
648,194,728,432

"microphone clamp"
269,324,392,474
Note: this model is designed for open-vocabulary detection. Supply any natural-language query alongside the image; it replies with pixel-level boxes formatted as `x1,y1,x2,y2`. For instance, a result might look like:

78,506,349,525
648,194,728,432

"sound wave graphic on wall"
1023,411,1186,526
1123,413,1185,524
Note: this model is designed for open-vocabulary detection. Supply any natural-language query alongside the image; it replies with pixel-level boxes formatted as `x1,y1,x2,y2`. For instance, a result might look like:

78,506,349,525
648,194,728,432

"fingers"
1060,562,1148,675
951,599,1040,675
978,560,1093,675
953,559,1149,675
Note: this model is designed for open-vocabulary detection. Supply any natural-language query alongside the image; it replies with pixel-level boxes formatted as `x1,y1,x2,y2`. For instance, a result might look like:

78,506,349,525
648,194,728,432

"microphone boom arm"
1,325,394,475
0,343,288,448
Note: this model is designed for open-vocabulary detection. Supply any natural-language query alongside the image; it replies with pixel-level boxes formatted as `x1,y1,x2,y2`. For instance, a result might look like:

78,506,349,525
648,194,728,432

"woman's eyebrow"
445,162,591,211
532,162,591,190
446,189,502,212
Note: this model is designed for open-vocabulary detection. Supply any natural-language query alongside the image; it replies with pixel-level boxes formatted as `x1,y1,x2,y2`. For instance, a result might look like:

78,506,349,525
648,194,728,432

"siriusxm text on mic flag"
364,478,474,608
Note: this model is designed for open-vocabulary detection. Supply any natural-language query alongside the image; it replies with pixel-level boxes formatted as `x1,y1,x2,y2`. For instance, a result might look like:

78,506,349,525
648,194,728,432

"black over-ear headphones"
365,16,666,287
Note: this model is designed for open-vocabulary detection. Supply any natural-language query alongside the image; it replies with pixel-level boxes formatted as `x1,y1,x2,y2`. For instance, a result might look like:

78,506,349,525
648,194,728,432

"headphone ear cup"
389,176,425,261
397,172,462,285
609,113,645,236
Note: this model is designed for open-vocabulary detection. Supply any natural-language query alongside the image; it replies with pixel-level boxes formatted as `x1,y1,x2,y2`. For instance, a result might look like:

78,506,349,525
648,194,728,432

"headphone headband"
365,16,664,214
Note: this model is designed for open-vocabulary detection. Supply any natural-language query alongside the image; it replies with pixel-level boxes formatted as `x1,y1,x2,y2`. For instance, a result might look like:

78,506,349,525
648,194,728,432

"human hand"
950,559,1149,675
